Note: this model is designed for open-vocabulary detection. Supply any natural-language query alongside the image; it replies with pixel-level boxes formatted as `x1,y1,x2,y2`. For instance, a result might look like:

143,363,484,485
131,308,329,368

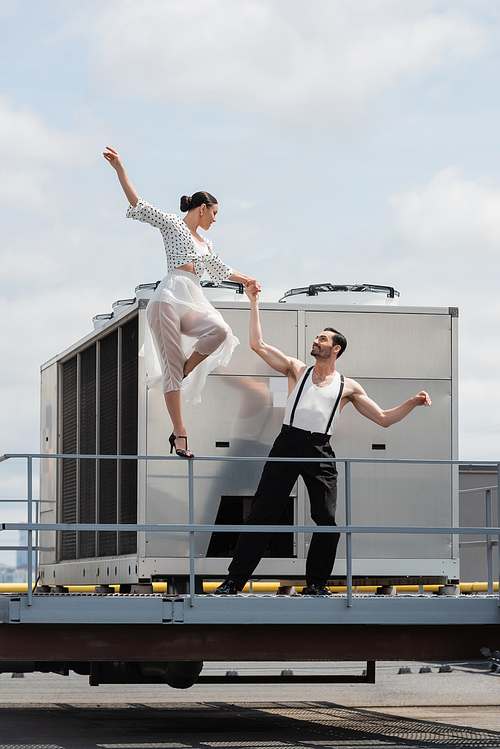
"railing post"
35,493,39,590
345,460,353,607
498,463,500,606
486,489,493,594
188,459,195,607
27,456,33,606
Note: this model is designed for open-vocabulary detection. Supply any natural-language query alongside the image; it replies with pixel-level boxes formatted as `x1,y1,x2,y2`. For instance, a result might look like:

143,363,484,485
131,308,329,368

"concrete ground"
0,660,499,748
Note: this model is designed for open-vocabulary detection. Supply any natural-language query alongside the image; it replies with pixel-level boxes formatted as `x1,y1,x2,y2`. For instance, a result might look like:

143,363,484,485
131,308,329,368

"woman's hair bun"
180,195,193,212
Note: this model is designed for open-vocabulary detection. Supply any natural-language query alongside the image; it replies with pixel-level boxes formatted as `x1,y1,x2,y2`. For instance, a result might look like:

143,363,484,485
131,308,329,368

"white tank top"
283,367,344,436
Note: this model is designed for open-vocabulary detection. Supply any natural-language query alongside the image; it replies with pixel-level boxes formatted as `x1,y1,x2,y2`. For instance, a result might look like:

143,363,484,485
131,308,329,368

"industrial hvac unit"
39,283,459,588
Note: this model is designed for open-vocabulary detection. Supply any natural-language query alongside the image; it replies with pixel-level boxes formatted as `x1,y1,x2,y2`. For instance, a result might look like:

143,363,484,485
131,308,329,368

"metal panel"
40,556,138,586
40,297,458,585
135,555,458,580
329,378,453,561
2,593,500,627
212,307,298,376
39,362,57,565
304,310,452,379
144,303,299,561
145,375,287,558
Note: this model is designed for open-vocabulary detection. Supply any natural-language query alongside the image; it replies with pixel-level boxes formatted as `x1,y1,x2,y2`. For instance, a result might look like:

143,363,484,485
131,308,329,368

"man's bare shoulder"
341,376,365,401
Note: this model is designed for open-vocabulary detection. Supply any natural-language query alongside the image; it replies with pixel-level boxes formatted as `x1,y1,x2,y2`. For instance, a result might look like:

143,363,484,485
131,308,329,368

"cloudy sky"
1,0,500,562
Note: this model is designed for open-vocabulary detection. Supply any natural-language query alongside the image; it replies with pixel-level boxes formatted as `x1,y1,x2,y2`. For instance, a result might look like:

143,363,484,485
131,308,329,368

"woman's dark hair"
324,327,347,358
180,191,218,213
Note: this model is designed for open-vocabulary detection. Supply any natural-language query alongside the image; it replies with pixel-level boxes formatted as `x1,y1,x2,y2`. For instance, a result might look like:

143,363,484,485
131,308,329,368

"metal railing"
1,453,499,609
459,483,498,595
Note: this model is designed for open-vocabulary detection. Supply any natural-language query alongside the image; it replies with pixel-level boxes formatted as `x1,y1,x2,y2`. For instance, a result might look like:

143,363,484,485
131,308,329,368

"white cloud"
387,168,500,459
59,0,485,126
0,95,95,212
0,0,17,16
460,378,500,460
389,167,500,255
0,96,93,165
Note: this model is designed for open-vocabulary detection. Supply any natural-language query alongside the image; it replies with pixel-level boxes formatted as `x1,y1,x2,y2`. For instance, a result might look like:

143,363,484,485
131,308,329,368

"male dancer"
215,286,431,596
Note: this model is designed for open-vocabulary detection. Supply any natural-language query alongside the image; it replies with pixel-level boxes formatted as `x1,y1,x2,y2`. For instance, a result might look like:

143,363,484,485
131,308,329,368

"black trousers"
228,425,340,588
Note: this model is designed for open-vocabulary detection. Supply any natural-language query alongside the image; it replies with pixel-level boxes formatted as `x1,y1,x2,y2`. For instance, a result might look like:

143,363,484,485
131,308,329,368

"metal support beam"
0,623,497,663
198,663,376,684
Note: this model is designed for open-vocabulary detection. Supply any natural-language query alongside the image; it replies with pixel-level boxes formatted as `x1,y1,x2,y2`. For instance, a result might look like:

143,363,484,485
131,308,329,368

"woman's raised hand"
103,147,139,207
103,146,123,171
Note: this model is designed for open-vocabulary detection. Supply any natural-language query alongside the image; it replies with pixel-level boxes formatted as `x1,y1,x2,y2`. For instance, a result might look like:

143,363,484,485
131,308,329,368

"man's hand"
245,283,260,302
244,279,261,296
413,391,432,407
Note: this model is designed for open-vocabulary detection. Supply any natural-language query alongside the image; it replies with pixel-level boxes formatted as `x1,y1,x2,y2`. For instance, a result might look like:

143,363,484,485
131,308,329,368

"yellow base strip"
0,581,497,594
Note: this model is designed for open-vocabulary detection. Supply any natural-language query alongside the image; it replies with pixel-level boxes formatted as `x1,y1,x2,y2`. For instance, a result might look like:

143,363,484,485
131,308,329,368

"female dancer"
104,147,260,458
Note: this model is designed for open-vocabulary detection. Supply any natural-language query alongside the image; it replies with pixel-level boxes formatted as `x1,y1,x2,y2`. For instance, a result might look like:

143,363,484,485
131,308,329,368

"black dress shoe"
301,583,332,596
214,579,239,595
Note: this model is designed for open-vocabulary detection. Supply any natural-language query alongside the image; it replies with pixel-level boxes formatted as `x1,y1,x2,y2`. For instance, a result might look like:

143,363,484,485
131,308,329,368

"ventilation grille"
79,344,96,559
60,357,77,560
59,316,138,563
99,330,118,557
119,318,138,555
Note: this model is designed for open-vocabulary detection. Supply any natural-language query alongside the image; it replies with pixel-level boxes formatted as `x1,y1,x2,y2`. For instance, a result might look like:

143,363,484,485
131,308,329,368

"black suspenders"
289,367,313,427
325,374,345,434
289,367,345,435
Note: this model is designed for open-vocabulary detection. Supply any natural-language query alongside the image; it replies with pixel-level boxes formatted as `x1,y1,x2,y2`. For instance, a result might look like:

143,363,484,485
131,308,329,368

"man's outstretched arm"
345,378,431,427
245,286,303,378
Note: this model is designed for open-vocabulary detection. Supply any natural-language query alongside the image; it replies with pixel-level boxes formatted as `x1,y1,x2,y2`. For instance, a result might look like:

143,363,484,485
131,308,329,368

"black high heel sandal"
169,433,194,459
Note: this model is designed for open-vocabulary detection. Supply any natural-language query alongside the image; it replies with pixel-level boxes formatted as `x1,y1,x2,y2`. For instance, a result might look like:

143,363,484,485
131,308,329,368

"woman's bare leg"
181,309,230,377
149,303,231,450
183,350,209,377
164,390,190,452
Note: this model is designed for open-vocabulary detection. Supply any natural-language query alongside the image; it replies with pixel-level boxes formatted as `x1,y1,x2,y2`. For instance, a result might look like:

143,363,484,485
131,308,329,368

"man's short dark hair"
323,327,347,358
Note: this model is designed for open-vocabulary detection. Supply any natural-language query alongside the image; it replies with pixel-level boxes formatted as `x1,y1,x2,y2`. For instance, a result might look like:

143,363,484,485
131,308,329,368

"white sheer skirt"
144,269,239,404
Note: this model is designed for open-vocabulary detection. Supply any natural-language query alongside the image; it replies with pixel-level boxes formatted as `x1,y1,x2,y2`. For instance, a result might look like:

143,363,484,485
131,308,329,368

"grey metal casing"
39,297,459,585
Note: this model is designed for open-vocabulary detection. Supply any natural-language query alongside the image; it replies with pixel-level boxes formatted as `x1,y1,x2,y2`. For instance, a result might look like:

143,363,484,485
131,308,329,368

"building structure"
38,282,459,591
1,283,498,689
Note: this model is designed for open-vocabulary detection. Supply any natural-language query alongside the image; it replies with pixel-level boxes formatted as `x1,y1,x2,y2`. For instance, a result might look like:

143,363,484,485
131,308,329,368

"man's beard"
311,345,332,359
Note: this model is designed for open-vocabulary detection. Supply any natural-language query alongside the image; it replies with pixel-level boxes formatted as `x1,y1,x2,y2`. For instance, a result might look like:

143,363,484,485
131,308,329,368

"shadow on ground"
2,701,500,748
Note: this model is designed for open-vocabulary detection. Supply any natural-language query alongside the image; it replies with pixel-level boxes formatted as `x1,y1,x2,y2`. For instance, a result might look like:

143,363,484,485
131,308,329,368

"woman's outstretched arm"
228,270,261,292
103,147,139,207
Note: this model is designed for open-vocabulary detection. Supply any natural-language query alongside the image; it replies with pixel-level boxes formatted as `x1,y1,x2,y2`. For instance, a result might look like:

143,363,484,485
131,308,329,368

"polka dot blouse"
126,197,233,285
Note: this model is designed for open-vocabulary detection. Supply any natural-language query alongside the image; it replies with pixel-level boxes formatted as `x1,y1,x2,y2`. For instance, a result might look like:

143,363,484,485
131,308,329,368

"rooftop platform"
1,591,500,626
1,592,499,663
